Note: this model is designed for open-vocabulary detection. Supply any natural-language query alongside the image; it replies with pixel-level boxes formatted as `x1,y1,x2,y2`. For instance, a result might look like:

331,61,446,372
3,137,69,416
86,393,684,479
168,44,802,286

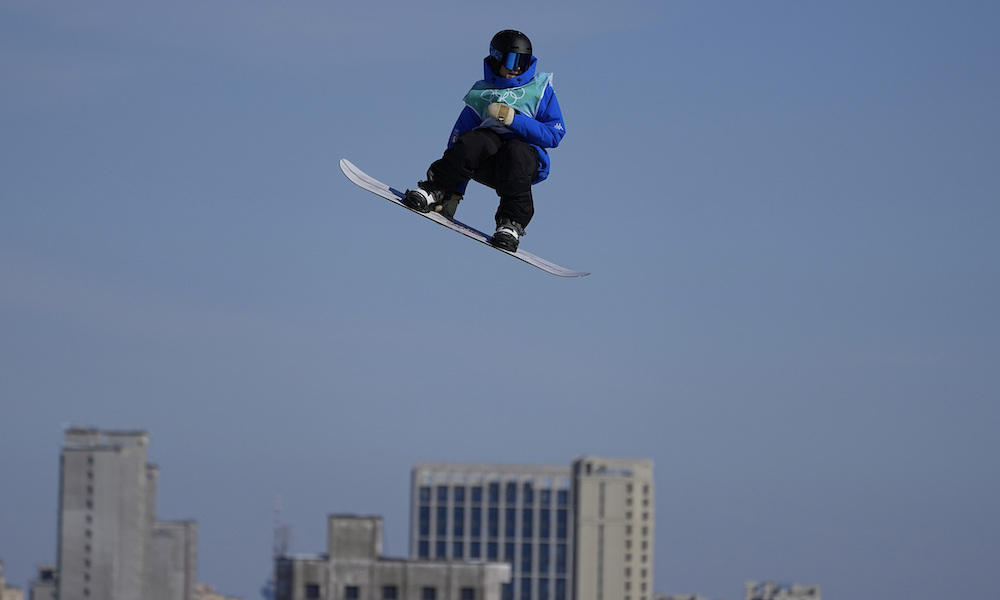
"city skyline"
7,428,666,600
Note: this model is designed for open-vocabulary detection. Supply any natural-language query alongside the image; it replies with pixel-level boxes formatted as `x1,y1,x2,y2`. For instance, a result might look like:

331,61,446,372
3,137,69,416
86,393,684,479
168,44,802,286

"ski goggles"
490,47,532,73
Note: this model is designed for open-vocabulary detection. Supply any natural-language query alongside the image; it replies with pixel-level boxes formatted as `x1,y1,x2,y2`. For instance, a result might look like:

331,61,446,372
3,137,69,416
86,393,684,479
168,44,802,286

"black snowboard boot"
403,181,447,213
491,218,525,252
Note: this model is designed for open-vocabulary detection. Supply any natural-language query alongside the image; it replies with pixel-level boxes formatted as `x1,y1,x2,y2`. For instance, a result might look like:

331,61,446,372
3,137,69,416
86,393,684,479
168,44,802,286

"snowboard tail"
339,159,589,277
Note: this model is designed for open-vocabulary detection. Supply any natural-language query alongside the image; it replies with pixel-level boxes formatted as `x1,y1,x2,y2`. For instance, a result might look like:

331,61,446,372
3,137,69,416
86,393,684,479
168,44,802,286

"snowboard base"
339,159,589,277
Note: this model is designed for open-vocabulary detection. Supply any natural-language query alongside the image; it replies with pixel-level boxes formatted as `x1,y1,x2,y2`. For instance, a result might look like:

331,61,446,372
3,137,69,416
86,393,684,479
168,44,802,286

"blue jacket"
448,57,566,192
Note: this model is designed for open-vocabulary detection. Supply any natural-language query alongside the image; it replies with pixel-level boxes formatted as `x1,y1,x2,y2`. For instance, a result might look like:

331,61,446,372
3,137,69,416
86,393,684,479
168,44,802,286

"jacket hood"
482,56,538,89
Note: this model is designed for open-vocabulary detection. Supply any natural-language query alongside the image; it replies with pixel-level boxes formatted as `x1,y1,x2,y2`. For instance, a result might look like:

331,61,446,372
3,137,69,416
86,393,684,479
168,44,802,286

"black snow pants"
428,128,539,228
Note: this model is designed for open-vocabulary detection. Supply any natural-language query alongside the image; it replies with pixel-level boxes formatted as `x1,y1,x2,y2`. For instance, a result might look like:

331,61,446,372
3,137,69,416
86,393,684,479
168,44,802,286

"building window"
453,541,464,558
471,507,482,538
305,584,321,599
471,485,483,503
437,506,448,536
453,506,465,536
488,508,499,538
455,486,466,503
461,588,476,600
436,540,447,558
383,586,398,599
419,506,430,536
420,486,431,503
418,540,429,558
345,586,360,599
437,485,449,503
506,481,517,503
521,543,533,572
422,587,437,600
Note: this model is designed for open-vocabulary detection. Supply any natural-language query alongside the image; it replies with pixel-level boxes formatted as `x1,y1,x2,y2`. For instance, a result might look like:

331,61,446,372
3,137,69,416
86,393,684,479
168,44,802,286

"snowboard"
339,159,589,277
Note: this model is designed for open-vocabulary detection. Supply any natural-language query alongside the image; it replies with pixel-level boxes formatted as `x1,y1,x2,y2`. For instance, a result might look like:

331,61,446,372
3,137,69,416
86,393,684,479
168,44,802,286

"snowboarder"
404,30,566,252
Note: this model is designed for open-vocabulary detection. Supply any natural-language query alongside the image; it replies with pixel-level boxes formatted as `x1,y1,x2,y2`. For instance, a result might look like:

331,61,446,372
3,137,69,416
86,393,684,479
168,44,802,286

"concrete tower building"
277,515,511,600
58,428,157,600
56,427,196,600
150,521,198,600
572,457,655,600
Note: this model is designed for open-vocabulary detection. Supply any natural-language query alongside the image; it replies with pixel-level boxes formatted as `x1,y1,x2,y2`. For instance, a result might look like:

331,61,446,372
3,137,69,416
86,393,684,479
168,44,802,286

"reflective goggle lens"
491,47,530,72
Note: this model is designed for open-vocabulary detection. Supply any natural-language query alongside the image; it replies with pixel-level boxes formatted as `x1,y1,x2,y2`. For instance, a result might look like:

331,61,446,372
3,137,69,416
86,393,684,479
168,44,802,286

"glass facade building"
411,464,574,600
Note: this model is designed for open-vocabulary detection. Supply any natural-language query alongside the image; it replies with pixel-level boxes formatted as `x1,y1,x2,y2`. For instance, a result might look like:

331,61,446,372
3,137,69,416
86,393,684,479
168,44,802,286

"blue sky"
2,1,998,599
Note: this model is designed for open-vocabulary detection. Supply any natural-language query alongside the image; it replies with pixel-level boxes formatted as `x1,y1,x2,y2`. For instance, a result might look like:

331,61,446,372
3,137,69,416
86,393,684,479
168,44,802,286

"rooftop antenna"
262,493,292,600
273,492,291,558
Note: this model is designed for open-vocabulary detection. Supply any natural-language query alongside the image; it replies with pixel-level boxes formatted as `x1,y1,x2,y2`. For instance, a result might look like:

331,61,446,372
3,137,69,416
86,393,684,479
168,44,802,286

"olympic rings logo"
480,88,526,107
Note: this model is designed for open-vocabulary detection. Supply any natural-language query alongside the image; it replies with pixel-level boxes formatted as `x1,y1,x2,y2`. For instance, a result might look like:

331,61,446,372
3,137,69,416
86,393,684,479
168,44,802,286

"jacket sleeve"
508,85,565,149
448,106,482,149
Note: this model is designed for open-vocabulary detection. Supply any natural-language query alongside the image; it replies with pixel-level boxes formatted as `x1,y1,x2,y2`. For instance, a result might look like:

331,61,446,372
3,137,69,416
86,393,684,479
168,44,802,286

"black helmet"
489,30,532,74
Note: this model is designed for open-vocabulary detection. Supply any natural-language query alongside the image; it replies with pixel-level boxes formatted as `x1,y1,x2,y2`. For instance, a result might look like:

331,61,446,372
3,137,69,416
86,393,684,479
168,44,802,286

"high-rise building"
410,458,655,600
571,457,654,600
56,427,196,600
150,521,198,600
410,463,574,600
58,429,157,600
